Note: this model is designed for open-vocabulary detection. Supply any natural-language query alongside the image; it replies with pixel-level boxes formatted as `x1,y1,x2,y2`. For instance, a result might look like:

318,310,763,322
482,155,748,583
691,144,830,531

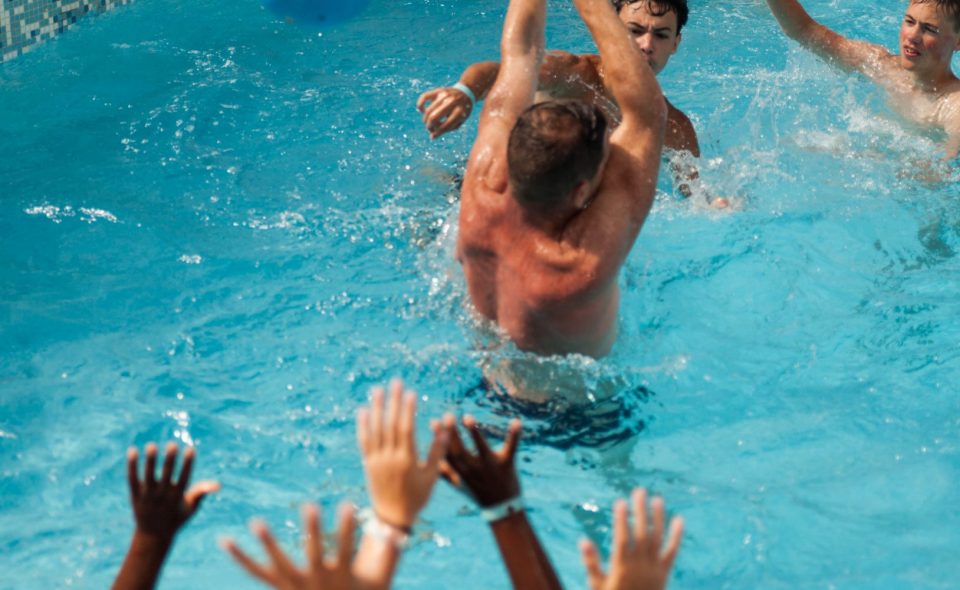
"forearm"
572,0,660,122
490,513,562,590
499,0,546,66
766,0,817,41
111,531,173,590
461,53,591,102
352,533,403,590
459,61,500,102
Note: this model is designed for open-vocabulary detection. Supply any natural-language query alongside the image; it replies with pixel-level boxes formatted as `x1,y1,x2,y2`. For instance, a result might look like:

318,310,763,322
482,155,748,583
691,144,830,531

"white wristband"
452,81,477,106
362,514,410,550
480,496,524,523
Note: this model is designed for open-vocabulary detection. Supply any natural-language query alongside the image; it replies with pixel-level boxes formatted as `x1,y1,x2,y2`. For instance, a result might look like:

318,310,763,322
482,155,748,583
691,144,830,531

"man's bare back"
457,153,621,358
458,0,665,360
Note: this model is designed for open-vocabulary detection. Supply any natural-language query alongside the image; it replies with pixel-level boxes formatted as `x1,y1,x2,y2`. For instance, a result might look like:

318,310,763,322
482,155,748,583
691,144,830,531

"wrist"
363,513,411,550
480,495,524,524
370,509,414,534
130,529,175,557
452,81,477,107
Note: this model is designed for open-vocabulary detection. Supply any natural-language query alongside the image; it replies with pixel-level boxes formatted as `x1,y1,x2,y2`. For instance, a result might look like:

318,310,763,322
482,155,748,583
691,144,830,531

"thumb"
184,480,220,514
422,427,449,474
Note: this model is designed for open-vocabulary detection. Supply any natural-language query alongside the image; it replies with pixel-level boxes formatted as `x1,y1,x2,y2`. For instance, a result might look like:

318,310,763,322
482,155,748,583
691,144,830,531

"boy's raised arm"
766,0,889,75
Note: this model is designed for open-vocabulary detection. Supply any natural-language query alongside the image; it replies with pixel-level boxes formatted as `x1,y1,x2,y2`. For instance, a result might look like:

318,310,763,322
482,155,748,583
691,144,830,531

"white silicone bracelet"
480,496,524,523
362,514,410,550
452,81,477,106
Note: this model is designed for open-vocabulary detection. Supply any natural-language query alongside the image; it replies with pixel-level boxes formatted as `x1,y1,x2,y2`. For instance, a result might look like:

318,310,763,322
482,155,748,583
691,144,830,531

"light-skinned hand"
439,415,522,507
356,380,447,530
416,86,473,139
127,442,220,542
223,503,357,590
579,488,684,590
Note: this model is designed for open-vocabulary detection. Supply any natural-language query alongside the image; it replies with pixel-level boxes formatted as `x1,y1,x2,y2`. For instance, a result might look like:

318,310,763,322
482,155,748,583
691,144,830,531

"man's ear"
672,32,682,54
571,180,592,210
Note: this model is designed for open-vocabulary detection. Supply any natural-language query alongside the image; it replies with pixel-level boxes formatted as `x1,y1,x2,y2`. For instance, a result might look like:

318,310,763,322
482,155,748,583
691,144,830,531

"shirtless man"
457,0,665,360
419,0,709,198
766,0,960,158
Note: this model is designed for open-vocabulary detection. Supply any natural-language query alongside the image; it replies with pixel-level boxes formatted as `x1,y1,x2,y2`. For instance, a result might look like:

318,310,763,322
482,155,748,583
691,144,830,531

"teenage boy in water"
766,0,960,159
418,0,726,204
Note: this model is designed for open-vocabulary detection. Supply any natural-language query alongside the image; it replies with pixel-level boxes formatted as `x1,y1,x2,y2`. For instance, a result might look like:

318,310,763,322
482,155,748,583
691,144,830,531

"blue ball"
262,0,370,26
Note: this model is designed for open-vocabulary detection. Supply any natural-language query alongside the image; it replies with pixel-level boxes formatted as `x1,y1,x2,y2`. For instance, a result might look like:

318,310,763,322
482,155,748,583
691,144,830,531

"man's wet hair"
913,0,960,32
613,0,689,34
507,101,607,209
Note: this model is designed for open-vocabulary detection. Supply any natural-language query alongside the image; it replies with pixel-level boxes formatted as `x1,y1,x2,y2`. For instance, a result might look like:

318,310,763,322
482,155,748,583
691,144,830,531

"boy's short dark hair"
913,0,960,32
613,0,689,34
507,101,608,209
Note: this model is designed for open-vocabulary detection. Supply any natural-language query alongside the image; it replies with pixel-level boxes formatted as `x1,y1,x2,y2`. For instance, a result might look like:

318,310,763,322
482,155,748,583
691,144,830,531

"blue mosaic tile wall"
1,0,133,62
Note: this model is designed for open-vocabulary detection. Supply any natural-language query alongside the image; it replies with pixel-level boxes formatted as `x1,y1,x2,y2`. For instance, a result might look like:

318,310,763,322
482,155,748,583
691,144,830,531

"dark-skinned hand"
127,442,220,541
438,414,522,507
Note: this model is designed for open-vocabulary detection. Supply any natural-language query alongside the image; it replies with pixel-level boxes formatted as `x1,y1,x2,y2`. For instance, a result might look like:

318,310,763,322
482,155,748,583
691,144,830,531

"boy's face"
899,2,960,74
618,1,682,75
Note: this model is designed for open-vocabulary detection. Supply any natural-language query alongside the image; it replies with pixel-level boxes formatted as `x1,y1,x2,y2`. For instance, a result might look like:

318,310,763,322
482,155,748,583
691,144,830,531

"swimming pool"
1,0,959,587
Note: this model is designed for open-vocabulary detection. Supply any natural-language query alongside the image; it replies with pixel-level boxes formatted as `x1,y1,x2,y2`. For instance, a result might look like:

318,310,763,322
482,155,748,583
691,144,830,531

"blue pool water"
2,0,959,588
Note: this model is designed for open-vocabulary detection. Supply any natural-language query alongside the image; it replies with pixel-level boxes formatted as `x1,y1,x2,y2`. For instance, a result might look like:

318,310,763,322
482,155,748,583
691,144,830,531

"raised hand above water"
356,380,447,530
112,442,220,590
223,503,358,590
579,488,684,590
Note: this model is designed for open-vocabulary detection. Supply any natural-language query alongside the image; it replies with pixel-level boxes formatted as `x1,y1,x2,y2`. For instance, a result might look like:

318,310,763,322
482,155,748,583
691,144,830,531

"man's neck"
515,201,580,239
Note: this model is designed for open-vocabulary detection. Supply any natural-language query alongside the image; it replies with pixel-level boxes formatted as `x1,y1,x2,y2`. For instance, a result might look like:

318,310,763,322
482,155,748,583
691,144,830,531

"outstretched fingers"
399,389,417,455
356,408,370,455
438,460,462,487
302,504,324,575
143,443,158,492
660,516,685,572
442,414,467,458
579,539,606,590
160,442,178,486
632,488,649,547
611,499,629,561
423,417,449,473
650,496,666,556
252,519,298,578
184,480,220,514
334,503,356,572
368,387,385,451
223,538,275,585
384,380,403,449
175,446,196,495
502,419,522,463
463,415,494,460
126,447,140,501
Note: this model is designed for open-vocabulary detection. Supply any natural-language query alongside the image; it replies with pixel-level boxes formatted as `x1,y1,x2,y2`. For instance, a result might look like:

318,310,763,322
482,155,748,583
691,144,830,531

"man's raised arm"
766,0,889,75
478,0,546,130
573,0,663,130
